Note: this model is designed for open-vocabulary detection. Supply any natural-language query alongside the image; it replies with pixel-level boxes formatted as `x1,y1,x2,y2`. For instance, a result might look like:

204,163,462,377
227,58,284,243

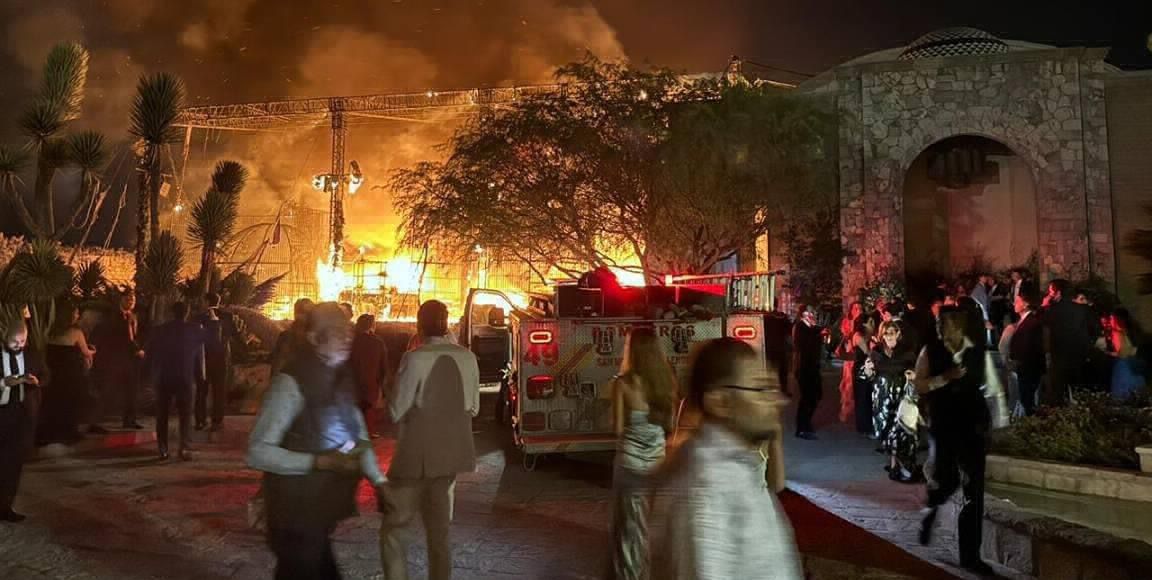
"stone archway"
902,135,1039,280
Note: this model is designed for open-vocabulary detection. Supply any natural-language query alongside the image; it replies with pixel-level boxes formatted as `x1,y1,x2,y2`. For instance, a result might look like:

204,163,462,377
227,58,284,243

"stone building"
795,27,1152,317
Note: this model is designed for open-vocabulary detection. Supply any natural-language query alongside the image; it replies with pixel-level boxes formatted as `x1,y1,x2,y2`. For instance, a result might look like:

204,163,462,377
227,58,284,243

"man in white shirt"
379,300,479,580
652,337,801,580
1,321,45,523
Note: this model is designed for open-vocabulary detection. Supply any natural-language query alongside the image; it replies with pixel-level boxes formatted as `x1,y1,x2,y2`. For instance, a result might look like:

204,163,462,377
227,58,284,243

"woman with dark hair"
861,321,920,482
914,306,994,575
850,320,874,435
1108,307,1146,399
38,299,96,444
603,327,678,580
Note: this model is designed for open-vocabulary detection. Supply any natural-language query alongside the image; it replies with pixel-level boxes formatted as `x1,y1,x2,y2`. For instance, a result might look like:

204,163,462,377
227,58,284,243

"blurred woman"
837,302,865,425
1109,308,1146,400
38,300,96,444
602,328,678,580
861,321,920,482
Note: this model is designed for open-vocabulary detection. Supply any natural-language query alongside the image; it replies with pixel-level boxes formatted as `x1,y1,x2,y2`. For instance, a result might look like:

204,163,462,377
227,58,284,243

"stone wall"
806,47,1118,304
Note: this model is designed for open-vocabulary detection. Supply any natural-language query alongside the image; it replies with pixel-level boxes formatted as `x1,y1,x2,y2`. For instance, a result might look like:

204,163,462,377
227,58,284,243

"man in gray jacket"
379,300,480,580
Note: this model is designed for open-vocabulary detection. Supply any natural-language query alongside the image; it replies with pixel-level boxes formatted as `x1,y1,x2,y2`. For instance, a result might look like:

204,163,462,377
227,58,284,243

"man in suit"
1008,294,1045,415
145,302,206,460
379,300,479,580
196,293,237,432
350,314,389,438
1042,279,1094,406
0,321,47,522
792,304,828,440
92,291,145,429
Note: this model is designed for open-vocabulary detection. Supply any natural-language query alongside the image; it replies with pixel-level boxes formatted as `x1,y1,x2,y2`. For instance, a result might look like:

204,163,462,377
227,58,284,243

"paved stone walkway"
780,367,1030,580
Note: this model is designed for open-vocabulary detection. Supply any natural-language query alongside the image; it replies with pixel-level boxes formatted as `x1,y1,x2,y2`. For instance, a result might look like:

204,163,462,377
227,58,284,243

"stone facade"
802,37,1119,303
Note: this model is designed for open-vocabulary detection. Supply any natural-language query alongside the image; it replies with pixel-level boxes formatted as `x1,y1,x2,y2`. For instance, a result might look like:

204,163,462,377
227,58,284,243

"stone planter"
983,497,1152,580
986,454,1152,503
1138,446,1152,474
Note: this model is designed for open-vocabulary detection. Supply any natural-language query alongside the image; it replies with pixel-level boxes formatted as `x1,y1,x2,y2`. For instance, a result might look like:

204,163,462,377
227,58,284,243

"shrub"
990,391,1152,469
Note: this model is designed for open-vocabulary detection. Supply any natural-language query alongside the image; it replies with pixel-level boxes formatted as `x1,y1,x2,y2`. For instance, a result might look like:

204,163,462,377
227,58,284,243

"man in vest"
248,302,386,580
1,321,47,523
379,300,480,580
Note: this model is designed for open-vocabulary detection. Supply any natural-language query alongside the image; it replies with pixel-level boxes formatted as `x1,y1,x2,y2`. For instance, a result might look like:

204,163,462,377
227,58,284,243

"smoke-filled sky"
0,0,1144,248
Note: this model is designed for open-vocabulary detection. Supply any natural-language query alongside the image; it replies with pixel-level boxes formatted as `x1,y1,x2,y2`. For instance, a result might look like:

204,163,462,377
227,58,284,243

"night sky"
0,0,1147,244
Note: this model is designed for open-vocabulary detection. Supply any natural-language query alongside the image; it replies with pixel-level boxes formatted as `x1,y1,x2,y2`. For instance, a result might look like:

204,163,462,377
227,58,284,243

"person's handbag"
896,384,921,433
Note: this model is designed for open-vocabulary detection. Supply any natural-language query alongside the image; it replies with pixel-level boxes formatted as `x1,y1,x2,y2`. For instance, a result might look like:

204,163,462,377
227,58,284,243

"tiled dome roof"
899,28,1009,60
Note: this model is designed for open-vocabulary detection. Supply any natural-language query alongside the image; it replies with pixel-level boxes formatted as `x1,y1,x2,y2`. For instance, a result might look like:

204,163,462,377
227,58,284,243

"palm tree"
188,160,247,294
19,42,88,237
129,72,186,292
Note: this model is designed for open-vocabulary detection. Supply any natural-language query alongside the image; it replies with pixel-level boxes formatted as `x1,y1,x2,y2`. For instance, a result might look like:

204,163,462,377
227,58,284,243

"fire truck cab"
460,271,779,470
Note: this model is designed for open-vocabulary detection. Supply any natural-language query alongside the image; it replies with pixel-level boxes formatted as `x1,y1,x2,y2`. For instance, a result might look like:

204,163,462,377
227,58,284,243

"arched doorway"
902,135,1038,283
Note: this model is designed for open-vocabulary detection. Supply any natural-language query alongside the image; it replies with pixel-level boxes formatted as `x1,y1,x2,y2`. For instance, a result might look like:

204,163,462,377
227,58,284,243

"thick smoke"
0,0,626,249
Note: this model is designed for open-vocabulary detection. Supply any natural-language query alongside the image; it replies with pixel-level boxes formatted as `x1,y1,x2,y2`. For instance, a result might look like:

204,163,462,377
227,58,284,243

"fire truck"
459,271,780,470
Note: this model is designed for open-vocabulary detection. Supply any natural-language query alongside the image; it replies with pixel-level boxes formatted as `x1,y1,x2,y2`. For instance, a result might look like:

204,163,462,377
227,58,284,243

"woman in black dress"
861,321,919,482
850,320,874,435
38,301,96,444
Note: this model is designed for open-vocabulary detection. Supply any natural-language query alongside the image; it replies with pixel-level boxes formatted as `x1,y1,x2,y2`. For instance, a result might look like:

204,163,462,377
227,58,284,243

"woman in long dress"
38,301,96,444
1109,308,1146,400
602,328,678,580
862,321,920,482
850,320,874,435
838,302,864,424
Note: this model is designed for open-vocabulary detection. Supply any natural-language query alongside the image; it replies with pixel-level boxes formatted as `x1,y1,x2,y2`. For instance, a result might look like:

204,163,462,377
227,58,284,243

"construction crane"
174,84,564,267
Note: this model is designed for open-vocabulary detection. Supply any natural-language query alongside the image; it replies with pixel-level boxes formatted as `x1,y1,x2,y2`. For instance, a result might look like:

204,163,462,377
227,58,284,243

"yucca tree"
0,240,74,347
139,230,185,324
129,72,186,293
19,42,88,236
188,160,246,294
53,130,110,241
0,146,38,237
73,259,109,300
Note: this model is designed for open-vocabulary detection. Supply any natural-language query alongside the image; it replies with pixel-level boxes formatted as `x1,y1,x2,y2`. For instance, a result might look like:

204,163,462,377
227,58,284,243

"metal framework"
173,84,565,131
170,63,797,280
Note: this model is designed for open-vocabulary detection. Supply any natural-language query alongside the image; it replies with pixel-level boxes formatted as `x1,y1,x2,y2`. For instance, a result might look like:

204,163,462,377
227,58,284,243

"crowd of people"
243,296,804,580
763,268,1149,575
0,290,243,522
4,268,1146,578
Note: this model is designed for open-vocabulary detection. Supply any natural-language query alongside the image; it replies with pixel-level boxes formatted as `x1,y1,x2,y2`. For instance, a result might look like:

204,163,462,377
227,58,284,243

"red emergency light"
732,325,758,340
527,375,555,399
528,330,554,345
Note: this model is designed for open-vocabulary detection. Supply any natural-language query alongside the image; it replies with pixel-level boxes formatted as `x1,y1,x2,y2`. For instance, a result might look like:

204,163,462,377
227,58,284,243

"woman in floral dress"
862,321,920,482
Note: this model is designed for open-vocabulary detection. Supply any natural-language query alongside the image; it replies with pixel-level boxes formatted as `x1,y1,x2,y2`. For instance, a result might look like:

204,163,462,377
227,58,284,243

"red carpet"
780,490,959,579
